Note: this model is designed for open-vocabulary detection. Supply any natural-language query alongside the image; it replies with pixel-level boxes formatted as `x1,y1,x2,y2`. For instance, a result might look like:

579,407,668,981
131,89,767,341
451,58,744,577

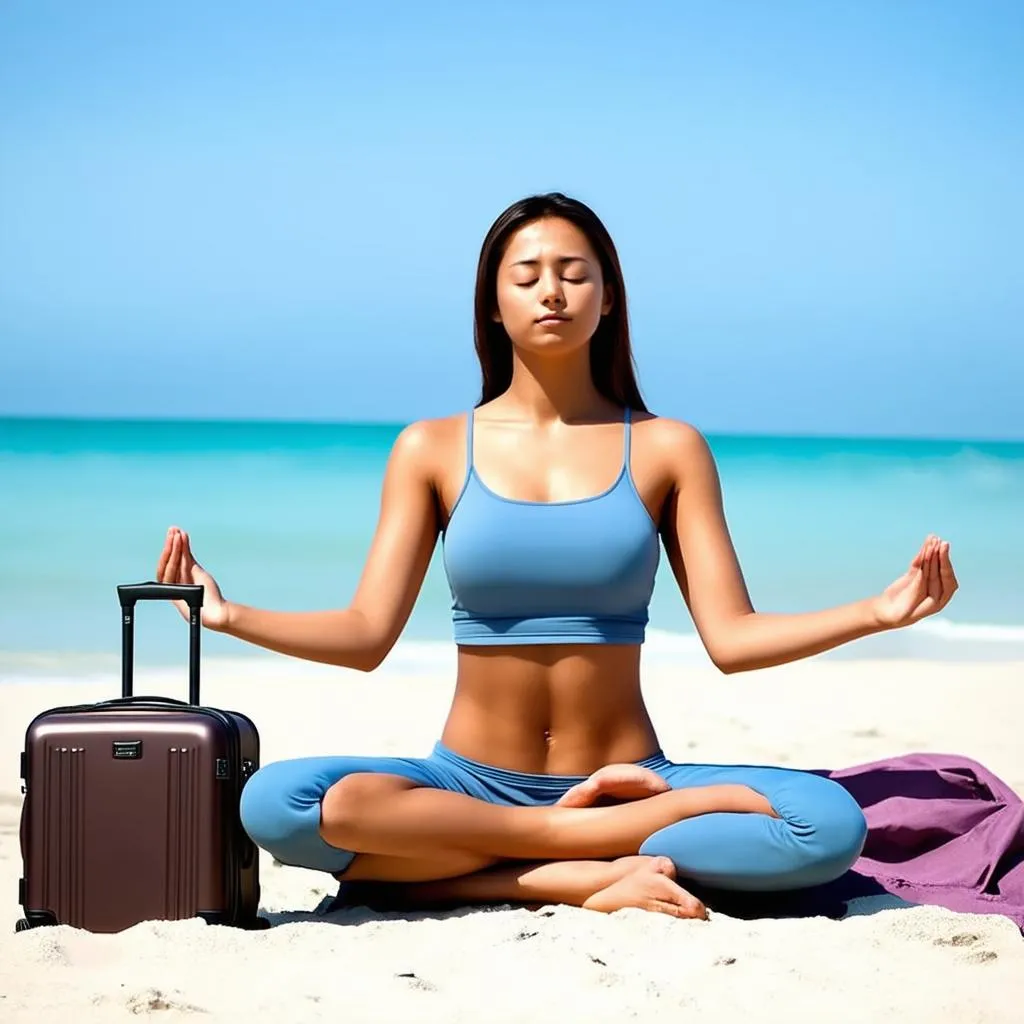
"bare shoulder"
388,413,467,480
633,413,718,482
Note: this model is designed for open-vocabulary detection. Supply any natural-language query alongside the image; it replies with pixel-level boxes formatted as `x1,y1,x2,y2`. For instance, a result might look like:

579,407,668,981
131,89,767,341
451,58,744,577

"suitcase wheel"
15,918,32,933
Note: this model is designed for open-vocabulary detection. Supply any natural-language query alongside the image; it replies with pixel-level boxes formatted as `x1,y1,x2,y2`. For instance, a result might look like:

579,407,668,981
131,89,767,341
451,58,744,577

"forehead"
501,217,596,263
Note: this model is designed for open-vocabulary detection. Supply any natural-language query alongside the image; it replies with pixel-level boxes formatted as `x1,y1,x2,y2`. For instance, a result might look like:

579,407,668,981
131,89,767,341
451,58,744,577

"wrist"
861,596,891,633
213,600,238,634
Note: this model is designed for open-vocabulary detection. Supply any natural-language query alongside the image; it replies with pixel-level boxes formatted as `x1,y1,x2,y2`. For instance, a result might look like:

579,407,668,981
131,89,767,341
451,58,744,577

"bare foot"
557,763,672,807
583,856,708,920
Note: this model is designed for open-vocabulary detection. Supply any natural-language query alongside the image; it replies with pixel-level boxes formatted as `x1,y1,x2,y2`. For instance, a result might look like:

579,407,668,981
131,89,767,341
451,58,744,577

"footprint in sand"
966,950,999,964
97,988,208,1014
933,932,980,947
932,932,999,964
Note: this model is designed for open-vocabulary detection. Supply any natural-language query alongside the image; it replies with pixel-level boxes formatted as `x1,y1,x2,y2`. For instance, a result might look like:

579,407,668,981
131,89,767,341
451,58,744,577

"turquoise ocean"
2,417,1023,685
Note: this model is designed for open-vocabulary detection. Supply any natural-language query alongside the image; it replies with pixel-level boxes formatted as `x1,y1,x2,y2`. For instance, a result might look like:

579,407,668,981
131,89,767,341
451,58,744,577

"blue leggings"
239,742,867,892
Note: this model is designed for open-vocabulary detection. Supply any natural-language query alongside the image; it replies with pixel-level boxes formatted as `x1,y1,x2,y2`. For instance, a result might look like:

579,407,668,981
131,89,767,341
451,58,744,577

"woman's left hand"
871,535,958,629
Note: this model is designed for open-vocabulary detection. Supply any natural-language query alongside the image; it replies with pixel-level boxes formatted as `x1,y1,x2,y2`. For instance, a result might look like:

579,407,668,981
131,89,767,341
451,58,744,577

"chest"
436,419,670,528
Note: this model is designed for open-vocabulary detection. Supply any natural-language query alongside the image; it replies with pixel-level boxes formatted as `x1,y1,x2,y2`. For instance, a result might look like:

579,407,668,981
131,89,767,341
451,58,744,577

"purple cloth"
698,753,1024,933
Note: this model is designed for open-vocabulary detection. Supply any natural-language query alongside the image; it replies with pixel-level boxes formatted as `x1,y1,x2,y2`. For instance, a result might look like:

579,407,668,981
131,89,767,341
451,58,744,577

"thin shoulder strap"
465,408,475,470
623,406,632,467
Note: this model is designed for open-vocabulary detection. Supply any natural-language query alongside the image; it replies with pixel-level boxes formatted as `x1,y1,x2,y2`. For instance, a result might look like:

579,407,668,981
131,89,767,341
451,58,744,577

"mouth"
536,315,570,325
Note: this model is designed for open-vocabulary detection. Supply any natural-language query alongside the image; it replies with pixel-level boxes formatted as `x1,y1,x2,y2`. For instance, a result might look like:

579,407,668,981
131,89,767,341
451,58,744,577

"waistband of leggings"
429,741,670,789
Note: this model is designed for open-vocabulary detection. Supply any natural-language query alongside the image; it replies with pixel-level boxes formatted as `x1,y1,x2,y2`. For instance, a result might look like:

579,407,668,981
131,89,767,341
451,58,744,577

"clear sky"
1,1,1021,439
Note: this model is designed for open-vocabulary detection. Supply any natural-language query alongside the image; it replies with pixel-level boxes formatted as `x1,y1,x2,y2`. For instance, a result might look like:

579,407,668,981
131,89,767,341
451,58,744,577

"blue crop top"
442,407,660,646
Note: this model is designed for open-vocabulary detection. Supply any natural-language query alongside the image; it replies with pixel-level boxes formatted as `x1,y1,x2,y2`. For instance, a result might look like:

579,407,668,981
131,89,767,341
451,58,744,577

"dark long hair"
473,192,648,412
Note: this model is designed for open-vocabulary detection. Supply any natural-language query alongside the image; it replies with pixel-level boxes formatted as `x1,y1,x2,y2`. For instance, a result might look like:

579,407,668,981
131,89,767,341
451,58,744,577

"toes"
556,782,596,807
658,898,707,920
685,898,709,921
654,891,707,920
649,856,676,879
652,875,708,920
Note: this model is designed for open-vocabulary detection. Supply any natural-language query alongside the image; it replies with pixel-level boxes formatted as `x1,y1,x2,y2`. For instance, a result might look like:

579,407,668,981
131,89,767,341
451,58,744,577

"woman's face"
492,216,613,357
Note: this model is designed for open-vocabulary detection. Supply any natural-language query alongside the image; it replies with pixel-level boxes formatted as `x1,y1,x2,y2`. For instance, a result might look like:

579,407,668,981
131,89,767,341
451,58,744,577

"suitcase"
15,582,268,934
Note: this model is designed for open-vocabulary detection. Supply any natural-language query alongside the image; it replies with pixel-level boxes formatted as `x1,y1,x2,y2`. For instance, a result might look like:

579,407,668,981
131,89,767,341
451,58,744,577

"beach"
3,417,1023,1019
3,652,1023,1022
3,0,1021,1014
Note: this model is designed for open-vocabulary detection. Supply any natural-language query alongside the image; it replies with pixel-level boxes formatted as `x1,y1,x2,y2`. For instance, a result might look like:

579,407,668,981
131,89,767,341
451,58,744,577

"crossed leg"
319,765,772,918
241,754,865,920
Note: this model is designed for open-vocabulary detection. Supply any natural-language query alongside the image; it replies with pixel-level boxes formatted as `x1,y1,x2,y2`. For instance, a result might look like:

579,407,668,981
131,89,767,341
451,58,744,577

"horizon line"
1,412,1022,448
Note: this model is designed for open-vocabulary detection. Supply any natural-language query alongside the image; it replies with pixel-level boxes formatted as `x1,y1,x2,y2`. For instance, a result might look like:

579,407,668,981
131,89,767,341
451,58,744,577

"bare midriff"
439,644,662,776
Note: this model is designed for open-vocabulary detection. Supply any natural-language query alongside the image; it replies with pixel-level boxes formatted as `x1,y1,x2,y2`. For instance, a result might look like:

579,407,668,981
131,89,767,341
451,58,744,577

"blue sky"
1,1,1021,439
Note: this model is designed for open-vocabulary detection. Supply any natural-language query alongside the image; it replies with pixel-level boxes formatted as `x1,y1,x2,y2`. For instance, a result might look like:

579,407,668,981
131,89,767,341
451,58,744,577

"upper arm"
347,419,444,655
657,421,754,661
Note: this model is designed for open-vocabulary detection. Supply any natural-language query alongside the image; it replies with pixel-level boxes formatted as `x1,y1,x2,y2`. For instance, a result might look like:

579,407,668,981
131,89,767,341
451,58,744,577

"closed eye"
514,277,588,288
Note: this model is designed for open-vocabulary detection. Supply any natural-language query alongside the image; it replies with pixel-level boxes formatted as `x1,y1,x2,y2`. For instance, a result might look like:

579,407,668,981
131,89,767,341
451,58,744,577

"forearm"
218,603,386,671
708,598,885,674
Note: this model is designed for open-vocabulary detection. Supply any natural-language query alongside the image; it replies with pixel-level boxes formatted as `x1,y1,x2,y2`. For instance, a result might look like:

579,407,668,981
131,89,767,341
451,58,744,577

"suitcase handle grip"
117,582,202,704
117,583,204,609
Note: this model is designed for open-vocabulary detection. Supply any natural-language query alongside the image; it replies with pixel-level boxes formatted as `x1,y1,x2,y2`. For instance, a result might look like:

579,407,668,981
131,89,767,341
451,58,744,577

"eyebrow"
510,255,591,267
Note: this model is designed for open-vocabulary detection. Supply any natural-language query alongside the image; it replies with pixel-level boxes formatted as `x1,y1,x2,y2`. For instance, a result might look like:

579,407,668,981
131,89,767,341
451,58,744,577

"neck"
502,347,615,424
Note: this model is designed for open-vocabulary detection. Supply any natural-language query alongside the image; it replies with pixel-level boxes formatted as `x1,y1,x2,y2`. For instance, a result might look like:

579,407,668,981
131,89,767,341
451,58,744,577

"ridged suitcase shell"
18,698,264,934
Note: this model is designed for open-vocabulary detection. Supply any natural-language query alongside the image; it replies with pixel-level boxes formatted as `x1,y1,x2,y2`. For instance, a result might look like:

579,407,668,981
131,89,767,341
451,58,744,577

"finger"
904,566,929,620
939,541,957,599
916,533,938,567
156,529,173,580
910,537,929,568
918,550,934,606
180,530,196,575
182,530,210,579
162,532,179,582
173,531,188,585
928,545,942,601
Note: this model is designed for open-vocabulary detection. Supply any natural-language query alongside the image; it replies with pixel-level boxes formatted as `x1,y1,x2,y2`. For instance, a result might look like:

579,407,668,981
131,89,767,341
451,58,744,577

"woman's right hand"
155,526,230,631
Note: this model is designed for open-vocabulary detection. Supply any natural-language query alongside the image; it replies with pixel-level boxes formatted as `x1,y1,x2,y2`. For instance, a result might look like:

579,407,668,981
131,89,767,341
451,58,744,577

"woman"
156,193,958,920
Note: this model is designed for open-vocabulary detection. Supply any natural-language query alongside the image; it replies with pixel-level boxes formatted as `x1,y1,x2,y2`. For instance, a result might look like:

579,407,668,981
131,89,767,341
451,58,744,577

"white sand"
2,655,1023,1022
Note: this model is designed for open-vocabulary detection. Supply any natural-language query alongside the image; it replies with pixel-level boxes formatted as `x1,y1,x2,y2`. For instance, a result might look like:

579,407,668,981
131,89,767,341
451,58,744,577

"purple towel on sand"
824,752,1024,927
702,753,1024,933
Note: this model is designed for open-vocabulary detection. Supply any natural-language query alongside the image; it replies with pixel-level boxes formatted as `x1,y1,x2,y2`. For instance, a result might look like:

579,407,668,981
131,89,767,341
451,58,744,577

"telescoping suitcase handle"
117,582,204,704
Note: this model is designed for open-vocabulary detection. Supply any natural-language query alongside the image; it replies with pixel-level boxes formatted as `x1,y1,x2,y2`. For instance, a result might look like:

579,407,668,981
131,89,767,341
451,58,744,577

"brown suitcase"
16,582,267,934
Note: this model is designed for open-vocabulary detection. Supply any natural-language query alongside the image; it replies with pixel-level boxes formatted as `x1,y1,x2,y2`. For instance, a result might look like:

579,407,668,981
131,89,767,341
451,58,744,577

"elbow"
335,609,394,672
711,654,743,675
706,640,750,675
347,643,389,673
711,650,777,675
704,634,736,674
704,618,763,674
350,627,396,672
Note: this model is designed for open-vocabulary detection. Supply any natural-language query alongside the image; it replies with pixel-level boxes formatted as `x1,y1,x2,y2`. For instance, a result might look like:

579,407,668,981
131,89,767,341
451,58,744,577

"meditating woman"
155,192,958,920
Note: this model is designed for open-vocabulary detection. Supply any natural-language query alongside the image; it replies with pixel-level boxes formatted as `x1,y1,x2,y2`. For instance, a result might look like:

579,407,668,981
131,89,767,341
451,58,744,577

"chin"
514,334,591,357
511,324,594,353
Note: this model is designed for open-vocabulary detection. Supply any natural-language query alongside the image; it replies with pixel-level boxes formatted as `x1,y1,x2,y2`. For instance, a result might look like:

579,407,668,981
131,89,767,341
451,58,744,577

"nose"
539,270,566,309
